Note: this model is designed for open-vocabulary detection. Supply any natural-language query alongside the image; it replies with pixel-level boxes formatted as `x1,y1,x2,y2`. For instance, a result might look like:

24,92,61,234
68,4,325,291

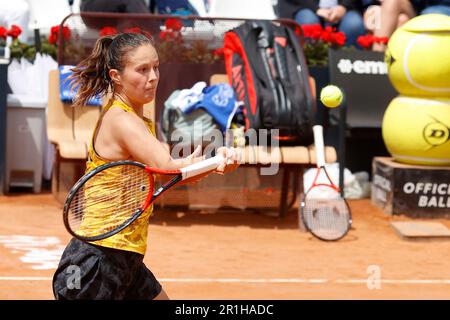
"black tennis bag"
224,21,315,145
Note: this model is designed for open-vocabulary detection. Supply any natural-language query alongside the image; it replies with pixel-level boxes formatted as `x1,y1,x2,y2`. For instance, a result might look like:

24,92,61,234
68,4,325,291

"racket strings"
303,197,351,240
70,173,147,216
67,165,152,238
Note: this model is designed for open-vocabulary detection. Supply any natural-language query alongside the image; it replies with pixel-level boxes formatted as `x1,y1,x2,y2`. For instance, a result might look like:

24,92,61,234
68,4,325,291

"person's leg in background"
365,5,410,35
80,0,150,13
80,0,150,30
372,0,416,51
397,13,411,26
294,8,321,25
338,10,366,47
421,5,450,15
364,4,382,34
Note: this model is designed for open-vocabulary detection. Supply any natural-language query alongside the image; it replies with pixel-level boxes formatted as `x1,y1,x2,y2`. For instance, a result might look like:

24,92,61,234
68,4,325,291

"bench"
47,70,100,202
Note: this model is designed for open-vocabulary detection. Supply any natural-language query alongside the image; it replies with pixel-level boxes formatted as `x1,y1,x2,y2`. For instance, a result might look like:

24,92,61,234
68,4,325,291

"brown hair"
70,32,155,107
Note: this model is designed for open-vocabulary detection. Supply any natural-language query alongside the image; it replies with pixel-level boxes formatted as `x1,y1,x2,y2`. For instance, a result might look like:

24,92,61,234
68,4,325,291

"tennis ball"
385,14,450,97
320,85,343,108
382,96,450,166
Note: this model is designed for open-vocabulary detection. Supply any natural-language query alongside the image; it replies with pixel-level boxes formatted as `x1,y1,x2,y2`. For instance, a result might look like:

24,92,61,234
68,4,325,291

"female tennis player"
52,32,239,300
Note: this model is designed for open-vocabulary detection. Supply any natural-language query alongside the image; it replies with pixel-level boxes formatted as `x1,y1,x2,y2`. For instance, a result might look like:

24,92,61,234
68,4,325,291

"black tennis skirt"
52,238,162,300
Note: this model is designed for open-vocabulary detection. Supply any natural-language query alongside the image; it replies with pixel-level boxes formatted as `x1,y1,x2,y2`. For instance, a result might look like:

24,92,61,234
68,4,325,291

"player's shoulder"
103,106,146,134
105,105,138,122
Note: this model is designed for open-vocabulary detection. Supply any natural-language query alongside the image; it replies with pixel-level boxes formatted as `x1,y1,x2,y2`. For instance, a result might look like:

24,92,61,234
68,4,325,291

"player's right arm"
111,110,205,170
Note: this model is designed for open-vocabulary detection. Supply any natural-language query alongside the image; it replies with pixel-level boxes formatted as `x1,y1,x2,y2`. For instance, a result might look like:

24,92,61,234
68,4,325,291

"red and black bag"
224,21,315,145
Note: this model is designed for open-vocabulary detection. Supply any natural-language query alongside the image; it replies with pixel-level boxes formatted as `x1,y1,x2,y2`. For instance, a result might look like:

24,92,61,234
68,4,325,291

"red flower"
63,27,71,40
301,24,346,47
159,30,181,42
375,36,389,44
310,25,323,40
7,25,22,39
56,26,71,40
165,18,183,31
0,26,7,40
357,34,375,49
49,25,71,44
99,26,118,36
321,26,335,43
159,30,173,41
301,24,323,40
331,31,346,46
357,34,389,49
48,33,57,45
124,27,142,34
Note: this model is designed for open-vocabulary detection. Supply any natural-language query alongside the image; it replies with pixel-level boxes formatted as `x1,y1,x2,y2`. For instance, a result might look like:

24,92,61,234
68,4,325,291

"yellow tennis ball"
385,14,450,97
320,85,343,108
382,96,450,166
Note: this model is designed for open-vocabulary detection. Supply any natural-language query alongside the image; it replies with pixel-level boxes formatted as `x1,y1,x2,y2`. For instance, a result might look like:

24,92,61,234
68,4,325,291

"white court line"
1,277,450,284
0,277,53,281
335,279,450,284
161,278,329,284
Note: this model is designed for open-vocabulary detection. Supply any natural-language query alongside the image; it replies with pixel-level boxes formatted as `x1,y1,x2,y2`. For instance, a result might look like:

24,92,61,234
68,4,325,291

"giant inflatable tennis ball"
382,96,450,166
385,14,450,98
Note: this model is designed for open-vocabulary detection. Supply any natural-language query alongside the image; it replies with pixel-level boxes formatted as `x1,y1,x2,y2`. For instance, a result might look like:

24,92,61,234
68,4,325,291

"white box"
5,94,47,193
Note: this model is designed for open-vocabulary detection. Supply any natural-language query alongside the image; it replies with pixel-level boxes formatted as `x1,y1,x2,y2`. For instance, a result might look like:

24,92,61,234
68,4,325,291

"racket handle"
313,125,326,167
180,155,225,180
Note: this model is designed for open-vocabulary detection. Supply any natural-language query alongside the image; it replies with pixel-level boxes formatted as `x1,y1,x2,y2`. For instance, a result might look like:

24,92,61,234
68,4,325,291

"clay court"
1,191,450,300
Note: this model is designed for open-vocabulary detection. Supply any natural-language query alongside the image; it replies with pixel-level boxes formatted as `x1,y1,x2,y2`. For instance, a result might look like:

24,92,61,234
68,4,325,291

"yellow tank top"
84,99,155,255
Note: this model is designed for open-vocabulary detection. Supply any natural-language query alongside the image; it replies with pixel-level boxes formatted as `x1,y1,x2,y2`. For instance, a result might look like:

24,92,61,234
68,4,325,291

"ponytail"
70,36,113,107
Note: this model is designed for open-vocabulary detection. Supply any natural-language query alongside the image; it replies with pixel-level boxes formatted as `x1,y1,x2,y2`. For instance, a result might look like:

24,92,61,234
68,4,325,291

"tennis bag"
161,89,221,147
223,21,315,145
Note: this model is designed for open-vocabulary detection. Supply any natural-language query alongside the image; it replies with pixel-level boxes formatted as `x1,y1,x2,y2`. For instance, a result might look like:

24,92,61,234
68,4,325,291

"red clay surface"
1,192,450,300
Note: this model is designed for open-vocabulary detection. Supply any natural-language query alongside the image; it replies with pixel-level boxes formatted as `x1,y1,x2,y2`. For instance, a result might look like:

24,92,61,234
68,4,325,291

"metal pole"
338,95,347,197
0,59,8,194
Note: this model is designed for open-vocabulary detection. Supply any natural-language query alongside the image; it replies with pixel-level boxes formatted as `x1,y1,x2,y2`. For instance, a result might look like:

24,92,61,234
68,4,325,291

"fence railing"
57,12,302,65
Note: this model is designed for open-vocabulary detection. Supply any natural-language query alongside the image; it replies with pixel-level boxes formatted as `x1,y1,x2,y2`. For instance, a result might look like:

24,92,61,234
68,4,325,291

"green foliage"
6,37,58,62
303,42,330,67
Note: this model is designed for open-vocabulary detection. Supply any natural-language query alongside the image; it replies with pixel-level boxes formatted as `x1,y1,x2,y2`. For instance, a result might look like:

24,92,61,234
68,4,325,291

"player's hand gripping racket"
63,155,225,242
300,125,352,241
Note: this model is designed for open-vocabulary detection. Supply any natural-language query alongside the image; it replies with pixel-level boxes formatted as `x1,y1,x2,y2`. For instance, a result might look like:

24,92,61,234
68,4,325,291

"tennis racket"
300,125,352,241
63,155,225,242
